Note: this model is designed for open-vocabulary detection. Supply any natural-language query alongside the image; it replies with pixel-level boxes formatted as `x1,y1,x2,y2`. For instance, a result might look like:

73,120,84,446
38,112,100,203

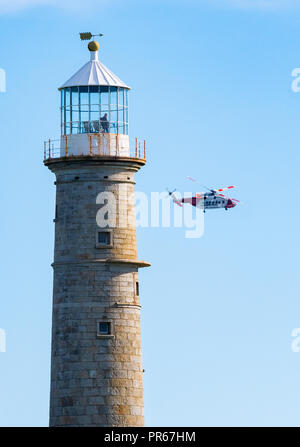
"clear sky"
1,0,300,427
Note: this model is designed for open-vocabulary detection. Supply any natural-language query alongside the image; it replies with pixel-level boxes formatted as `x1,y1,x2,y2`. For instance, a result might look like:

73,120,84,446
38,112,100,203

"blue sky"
1,0,300,427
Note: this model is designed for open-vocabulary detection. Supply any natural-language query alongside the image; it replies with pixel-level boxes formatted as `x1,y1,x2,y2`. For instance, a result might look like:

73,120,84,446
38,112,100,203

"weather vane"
79,32,104,41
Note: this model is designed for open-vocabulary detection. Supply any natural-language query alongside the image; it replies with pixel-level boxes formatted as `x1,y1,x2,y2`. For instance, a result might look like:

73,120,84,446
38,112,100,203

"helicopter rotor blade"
215,186,235,193
187,177,236,195
186,176,214,193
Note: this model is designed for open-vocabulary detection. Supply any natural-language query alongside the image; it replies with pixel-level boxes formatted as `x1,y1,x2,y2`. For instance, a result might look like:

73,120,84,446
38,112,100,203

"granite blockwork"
45,158,149,427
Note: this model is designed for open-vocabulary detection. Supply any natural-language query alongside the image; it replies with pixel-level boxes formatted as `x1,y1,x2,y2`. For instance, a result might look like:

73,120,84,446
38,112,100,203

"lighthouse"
44,37,150,427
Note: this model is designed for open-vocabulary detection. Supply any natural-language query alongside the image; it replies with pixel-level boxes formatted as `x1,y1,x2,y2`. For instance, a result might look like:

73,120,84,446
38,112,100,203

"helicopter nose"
227,199,236,208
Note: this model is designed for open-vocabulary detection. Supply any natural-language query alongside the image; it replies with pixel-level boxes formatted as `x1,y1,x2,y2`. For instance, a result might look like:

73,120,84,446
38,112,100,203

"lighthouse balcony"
43,134,146,161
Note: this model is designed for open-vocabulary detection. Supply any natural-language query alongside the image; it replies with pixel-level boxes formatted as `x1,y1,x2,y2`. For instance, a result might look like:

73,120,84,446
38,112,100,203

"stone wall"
46,158,148,427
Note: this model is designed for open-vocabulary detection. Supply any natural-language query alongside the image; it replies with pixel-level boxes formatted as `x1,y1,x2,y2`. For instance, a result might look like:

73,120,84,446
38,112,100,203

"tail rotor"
166,188,183,207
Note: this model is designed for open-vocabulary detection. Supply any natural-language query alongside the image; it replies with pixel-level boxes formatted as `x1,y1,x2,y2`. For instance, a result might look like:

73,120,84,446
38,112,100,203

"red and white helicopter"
168,177,239,212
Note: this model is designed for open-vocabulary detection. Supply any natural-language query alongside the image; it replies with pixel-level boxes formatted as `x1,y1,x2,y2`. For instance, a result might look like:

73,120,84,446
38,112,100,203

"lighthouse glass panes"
61,86,129,135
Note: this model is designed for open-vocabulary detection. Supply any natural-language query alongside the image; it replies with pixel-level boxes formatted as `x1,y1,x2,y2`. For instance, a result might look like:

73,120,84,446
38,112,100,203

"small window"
96,230,113,248
136,281,139,296
98,232,110,245
97,321,113,338
98,322,111,335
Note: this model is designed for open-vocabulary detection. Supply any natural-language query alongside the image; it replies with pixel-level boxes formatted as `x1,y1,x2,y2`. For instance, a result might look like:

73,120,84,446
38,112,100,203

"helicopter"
168,177,239,212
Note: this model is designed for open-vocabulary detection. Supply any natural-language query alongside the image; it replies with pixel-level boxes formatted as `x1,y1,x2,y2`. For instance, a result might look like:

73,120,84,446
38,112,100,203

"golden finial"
88,41,99,52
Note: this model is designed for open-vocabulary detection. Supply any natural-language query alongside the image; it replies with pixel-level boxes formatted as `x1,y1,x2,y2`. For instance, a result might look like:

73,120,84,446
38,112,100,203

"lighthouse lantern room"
58,40,131,158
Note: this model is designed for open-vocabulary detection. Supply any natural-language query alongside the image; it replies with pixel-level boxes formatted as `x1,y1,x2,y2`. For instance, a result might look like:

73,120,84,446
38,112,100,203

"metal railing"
44,139,60,160
43,134,146,161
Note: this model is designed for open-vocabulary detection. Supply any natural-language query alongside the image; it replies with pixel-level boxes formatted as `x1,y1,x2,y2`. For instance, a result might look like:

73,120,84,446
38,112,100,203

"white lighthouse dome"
60,44,130,89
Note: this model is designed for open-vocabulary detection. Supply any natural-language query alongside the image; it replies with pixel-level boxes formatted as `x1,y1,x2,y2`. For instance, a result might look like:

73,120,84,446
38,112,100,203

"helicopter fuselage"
181,195,236,210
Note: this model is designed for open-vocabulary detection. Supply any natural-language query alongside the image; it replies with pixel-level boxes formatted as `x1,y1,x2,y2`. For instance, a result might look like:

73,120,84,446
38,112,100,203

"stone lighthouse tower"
44,38,149,427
